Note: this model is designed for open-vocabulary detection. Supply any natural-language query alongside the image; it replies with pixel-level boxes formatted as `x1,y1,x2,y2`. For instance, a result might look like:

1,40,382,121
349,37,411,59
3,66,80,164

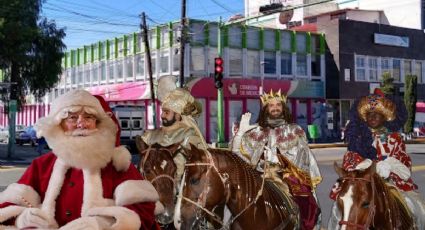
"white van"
111,105,145,153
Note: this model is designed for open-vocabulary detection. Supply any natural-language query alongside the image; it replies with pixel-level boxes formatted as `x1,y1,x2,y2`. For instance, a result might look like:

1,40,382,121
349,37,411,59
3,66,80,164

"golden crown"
260,89,287,106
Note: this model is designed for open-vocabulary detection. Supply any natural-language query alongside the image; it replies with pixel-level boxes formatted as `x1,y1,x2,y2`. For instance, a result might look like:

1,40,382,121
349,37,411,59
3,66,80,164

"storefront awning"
187,78,324,99
88,82,150,101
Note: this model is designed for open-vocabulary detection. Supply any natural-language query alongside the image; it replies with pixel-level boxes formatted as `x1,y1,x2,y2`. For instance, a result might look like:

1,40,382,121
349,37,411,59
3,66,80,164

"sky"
41,0,245,50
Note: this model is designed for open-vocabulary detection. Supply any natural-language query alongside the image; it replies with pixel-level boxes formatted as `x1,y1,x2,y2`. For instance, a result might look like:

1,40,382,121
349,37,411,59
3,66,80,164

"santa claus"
0,90,160,229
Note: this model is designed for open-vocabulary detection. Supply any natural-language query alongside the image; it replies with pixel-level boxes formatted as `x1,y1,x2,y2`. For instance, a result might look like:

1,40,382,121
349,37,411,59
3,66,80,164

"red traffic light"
214,57,223,74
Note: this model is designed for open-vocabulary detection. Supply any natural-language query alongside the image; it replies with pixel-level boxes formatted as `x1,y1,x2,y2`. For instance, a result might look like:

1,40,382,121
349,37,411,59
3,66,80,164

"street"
1,144,425,228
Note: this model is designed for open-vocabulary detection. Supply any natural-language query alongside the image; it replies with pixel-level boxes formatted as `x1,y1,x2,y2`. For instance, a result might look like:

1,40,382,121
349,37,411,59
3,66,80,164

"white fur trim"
81,169,111,216
0,205,26,223
40,159,68,227
112,146,131,172
86,206,141,230
114,180,159,206
0,183,41,208
154,201,165,215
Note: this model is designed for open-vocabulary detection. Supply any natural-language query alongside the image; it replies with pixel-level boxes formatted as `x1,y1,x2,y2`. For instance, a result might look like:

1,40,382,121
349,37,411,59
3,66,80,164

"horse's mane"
372,173,414,229
205,148,296,218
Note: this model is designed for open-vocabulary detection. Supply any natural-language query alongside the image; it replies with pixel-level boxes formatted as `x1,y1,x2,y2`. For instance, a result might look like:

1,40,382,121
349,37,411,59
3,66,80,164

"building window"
229,48,242,76
208,47,218,74
296,54,307,76
404,60,412,75
368,57,378,81
280,31,291,52
108,61,114,81
311,54,321,76
246,99,260,124
415,61,423,83
190,22,205,45
136,55,145,77
77,68,83,85
381,58,391,77
246,27,260,49
307,17,317,23
228,100,243,138
247,50,260,75
208,24,218,46
190,47,205,72
393,59,401,82
330,12,346,20
296,34,306,53
126,58,133,78
264,51,276,74
228,26,242,48
264,30,275,50
100,62,106,81
92,64,98,83
355,55,366,81
161,26,170,47
117,60,123,79
173,50,180,72
160,50,169,73
281,52,292,75
84,66,90,86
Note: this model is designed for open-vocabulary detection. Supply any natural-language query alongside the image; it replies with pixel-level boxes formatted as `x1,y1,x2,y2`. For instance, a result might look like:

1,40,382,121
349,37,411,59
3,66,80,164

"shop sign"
88,82,149,101
374,33,409,48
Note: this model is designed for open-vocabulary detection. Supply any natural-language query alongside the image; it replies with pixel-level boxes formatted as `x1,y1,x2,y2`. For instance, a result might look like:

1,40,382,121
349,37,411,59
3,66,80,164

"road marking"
412,165,425,172
0,167,26,172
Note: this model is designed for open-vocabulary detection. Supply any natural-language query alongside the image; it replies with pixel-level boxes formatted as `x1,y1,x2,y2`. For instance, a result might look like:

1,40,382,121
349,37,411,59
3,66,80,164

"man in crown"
327,89,425,229
231,89,322,230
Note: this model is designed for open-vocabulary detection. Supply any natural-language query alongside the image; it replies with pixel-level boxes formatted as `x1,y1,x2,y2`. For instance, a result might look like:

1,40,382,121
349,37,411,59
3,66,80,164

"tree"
0,0,66,104
404,74,417,134
380,71,395,95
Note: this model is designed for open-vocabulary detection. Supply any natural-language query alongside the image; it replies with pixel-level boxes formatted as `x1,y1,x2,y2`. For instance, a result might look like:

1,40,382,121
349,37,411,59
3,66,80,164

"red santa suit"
0,90,161,229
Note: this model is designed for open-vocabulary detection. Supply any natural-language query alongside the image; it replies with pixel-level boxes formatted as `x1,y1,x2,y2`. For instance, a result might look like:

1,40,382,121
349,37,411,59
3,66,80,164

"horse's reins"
181,149,268,229
338,177,376,230
139,145,176,187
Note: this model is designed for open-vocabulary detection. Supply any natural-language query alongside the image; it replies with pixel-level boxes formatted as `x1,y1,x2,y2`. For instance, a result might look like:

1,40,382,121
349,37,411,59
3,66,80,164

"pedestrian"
231,89,322,230
327,88,425,229
0,89,160,229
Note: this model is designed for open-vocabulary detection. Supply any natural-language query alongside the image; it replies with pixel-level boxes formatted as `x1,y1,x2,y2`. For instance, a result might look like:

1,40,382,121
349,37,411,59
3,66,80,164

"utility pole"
141,12,157,129
179,0,187,88
2,79,17,158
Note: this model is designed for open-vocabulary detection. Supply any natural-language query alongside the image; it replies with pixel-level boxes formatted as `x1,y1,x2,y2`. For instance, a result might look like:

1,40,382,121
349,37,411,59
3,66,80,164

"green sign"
308,124,320,139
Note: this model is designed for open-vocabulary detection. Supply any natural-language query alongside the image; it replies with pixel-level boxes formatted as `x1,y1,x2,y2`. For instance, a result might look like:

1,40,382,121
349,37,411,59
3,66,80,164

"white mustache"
64,128,99,137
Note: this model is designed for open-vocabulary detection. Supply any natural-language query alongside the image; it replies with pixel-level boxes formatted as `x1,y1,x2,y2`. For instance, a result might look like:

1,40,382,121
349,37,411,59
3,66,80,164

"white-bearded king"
0,90,161,230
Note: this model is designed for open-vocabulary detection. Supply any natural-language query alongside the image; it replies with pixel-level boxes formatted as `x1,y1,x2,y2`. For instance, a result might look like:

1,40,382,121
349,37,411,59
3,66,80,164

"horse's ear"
135,135,148,155
334,161,346,177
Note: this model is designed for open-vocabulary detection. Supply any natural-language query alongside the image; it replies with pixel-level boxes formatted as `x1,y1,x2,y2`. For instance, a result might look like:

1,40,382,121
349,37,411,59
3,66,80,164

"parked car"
0,127,8,143
0,125,26,144
16,126,37,146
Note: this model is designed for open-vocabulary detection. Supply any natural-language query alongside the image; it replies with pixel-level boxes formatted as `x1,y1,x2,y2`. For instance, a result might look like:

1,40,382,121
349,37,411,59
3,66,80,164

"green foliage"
404,74,417,133
0,0,65,105
380,71,395,95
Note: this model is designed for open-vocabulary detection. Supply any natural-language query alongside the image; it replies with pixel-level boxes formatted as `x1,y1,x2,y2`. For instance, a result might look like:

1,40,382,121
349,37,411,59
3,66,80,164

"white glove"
231,113,256,161
16,208,57,229
59,216,114,230
376,160,391,179
236,113,256,135
355,159,373,170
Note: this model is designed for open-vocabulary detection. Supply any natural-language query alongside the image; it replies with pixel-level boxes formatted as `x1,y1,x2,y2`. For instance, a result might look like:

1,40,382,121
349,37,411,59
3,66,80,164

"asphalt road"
1,144,425,229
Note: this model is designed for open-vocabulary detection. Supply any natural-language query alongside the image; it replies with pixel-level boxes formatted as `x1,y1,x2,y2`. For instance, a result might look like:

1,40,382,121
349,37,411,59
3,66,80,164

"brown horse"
334,162,415,230
176,144,299,230
135,136,179,226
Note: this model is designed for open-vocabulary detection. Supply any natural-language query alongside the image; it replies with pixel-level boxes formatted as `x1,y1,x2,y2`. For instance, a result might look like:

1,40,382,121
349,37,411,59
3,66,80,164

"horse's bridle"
338,177,376,230
139,145,176,187
181,150,268,229
181,151,230,227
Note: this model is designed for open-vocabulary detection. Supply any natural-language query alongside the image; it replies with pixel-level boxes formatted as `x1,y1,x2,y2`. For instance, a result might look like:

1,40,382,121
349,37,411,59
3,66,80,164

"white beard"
42,119,117,170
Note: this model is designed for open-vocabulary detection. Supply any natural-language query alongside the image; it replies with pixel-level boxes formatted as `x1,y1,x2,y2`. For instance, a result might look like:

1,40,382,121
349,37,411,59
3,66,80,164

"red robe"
0,152,158,229
330,132,417,200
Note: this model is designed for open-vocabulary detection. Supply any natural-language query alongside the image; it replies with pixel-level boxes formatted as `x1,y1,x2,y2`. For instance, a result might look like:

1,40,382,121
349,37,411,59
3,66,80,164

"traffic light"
214,57,224,89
